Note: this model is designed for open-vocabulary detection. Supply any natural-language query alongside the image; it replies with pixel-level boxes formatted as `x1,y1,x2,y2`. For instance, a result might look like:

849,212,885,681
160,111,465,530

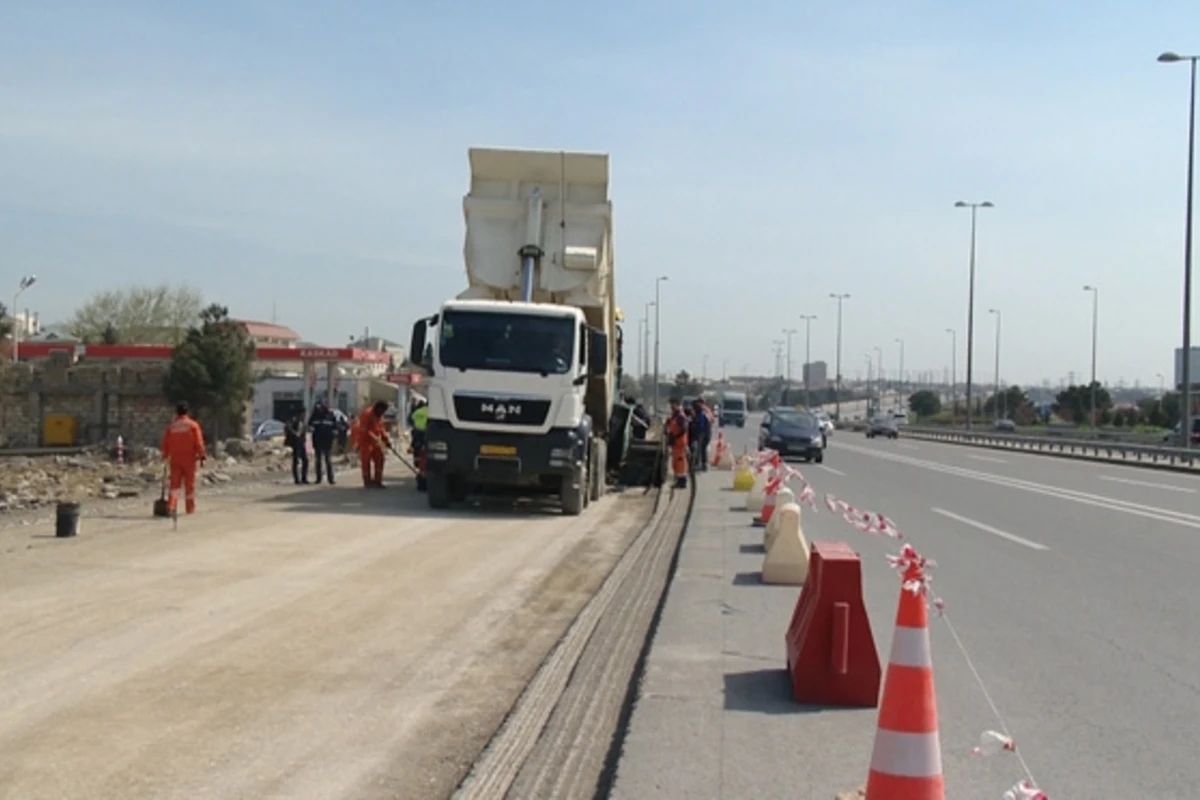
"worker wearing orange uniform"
160,402,207,515
665,398,690,489
356,400,392,488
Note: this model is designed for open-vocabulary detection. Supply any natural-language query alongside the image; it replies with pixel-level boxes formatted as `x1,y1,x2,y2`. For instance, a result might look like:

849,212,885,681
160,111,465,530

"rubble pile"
0,439,294,513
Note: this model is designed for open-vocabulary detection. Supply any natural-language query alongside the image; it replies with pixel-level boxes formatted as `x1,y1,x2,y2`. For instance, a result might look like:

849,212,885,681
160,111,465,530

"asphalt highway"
613,416,1200,799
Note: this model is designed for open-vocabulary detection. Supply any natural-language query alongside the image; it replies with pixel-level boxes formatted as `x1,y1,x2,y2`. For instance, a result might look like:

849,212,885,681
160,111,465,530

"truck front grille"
453,395,551,427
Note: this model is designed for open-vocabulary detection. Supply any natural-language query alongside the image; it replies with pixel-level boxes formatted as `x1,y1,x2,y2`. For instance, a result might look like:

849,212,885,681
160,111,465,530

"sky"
2,0,1199,388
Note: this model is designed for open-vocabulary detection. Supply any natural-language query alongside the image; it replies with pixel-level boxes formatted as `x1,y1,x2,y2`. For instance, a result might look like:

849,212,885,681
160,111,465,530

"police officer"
308,400,337,484
285,411,309,484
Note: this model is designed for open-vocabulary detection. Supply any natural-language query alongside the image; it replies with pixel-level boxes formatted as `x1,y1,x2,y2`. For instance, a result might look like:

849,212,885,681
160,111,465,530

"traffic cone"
865,563,944,800
754,475,784,527
710,432,727,466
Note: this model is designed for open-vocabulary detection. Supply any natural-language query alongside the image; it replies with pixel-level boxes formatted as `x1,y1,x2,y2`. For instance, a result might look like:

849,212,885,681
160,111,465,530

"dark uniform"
308,401,337,484
285,412,309,484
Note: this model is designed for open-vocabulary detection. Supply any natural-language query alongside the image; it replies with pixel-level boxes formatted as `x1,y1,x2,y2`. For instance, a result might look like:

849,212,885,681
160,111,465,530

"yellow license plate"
480,445,517,456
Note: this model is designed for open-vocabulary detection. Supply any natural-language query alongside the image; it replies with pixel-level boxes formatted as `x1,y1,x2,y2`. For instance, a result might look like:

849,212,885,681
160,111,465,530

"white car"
815,411,835,437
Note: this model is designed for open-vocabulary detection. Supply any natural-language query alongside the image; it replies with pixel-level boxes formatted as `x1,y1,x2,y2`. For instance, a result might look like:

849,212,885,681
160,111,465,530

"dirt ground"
0,464,653,800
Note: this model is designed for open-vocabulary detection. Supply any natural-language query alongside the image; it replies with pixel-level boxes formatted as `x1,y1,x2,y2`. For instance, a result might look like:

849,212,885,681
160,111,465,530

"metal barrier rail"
899,426,1200,472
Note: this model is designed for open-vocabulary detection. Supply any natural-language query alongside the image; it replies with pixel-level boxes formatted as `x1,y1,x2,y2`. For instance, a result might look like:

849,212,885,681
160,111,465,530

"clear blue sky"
2,0,1198,387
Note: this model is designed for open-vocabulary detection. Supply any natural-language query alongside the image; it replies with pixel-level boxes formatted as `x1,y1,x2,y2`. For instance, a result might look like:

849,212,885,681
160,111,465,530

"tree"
68,284,203,344
1053,382,1112,424
163,304,255,440
984,385,1029,418
672,369,703,398
908,389,942,418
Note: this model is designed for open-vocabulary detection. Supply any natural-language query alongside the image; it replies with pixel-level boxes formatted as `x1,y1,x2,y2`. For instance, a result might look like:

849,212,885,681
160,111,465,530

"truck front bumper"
425,420,586,487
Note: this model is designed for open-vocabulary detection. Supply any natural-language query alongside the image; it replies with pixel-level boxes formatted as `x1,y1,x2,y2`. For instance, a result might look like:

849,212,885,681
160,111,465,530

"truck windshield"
723,398,745,411
439,310,575,375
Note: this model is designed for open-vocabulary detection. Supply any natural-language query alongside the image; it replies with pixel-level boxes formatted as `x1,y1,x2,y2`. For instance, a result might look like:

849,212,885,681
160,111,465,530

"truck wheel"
427,474,451,509
562,469,586,516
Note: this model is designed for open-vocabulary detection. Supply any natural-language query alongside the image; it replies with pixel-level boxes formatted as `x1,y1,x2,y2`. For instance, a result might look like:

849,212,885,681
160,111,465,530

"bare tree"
67,284,204,344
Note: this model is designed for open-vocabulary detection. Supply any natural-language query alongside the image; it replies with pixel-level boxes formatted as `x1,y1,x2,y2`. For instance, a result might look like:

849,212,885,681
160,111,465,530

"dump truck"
409,147,659,514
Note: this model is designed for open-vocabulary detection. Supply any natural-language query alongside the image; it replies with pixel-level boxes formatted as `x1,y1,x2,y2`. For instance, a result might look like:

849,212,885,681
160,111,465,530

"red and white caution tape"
822,491,1046,798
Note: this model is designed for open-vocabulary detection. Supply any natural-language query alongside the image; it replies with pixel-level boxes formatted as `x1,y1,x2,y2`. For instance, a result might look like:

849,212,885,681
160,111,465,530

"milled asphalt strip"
835,442,1200,531
508,483,694,799
452,485,687,800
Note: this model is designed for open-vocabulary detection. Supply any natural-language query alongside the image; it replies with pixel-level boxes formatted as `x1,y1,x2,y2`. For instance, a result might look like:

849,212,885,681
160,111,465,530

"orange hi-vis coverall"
161,413,206,514
666,410,690,484
356,408,389,486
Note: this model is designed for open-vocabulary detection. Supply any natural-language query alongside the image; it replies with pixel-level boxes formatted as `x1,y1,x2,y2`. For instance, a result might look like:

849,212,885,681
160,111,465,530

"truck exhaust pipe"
518,188,544,303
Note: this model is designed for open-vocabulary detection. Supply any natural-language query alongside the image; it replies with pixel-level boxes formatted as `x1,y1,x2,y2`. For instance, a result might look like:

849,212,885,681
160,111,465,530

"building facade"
803,361,828,390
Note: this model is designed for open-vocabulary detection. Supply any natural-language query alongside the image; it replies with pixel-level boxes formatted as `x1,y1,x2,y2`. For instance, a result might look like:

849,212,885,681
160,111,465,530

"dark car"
759,408,825,463
866,416,899,439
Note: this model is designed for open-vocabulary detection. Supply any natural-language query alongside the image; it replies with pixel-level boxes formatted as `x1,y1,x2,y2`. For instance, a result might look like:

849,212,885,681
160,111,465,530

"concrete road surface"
0,466,652,800
614,418,1200,798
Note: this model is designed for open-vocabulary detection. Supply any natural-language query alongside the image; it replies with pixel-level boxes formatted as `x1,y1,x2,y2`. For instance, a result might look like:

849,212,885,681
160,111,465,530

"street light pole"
1159,51,1198,448
894,337,905,408
643,302,654,387
865,354,874,412
782,328,797,401
801,314,817,408
653,276,668,415
1084,285,1099,427
830,293,850,420
946,328,957,417
955,200,995,429
873,346,883,412
988,308,1002,420
12,275,37,364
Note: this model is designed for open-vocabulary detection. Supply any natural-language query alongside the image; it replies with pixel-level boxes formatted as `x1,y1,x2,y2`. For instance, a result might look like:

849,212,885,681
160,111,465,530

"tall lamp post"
653,276,668,414
1159,51,1198,448
782,327,797,402
988,308,1002,420
894,337,905,409
643,301,654,387
830,293,850,420
865,354,874,412
800,314,817,408
12,275,37,363
873,346,884,411
1084,285,1099,427
955,200,995,428
946,328,957,417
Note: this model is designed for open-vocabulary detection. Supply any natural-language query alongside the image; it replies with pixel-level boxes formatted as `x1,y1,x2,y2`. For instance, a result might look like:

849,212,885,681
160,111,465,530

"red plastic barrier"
785,541,881,707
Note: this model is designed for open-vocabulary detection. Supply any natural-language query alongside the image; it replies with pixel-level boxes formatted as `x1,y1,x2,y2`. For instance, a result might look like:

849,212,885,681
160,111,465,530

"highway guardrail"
899,426,1199,473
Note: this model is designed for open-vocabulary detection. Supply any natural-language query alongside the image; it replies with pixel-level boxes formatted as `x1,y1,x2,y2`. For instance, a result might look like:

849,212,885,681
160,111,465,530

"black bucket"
55,502,81,538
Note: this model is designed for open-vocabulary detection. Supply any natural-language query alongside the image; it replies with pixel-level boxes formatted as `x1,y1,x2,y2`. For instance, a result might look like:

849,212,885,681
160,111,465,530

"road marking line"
817,465,847,476
968,454,1008,464
897,444,919,450
931,508,1049,551
836,441,1200,531
1100,475,1196,493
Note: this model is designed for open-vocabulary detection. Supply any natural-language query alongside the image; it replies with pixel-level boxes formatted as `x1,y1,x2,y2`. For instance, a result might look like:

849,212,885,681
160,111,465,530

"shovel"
152,462,171,518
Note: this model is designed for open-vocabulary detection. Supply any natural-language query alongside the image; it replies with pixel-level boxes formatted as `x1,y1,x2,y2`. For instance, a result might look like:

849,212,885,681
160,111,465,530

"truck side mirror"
410,317,435,376
588,329,608,377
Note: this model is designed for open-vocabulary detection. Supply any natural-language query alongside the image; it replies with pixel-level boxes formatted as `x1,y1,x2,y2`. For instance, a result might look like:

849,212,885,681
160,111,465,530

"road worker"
665,398,689,489
160,402,206,515
356,400,392,488
407,397,429,491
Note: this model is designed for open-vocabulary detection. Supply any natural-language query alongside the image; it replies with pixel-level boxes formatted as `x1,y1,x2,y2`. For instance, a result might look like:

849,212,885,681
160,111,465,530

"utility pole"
946,328,957,418
800,314,817,409
955,200,995,429
830,293,850,420
874,346,884,411
894,337,905,409
772,340,785,378
653,277,668,414
1158,50,1197,447
1084,285,1099,427
989,308,1002,419
12,275,37,363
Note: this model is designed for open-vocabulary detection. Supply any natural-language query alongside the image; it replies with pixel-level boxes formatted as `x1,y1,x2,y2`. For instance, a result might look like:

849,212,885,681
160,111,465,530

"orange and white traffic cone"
710,432,727,466
754,475,784,527
865,562,944,800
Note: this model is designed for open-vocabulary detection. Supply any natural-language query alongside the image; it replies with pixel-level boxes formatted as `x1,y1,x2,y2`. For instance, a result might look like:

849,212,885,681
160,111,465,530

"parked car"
253,419,286,443
866,416,899,439
759,407,826,463
993,418,1016,432
1163,416,1200,446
